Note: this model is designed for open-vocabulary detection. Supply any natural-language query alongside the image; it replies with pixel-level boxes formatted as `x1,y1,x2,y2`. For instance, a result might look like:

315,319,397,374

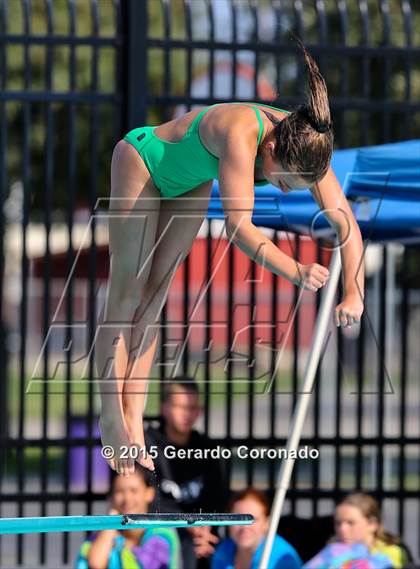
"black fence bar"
290,235,300,517
402,0,413,138
86,0,100,529
377,248,387,504
121,0,147,132
16,0,31,561
269,230,279,492
355,287,366,490
203,220,212,434
4,433,420,447
0,0,7,564
0,92,119,102
334,277,344,498
182,256,190,374
1,486,419,503
226,242,235,466
144,38,420,58
143,94,420,113
398,247,409,539
247,259,256,486
39,1,54,562
62,0,77,561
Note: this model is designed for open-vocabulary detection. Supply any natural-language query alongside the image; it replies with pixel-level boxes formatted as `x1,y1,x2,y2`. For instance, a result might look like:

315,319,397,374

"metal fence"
0,0,419,566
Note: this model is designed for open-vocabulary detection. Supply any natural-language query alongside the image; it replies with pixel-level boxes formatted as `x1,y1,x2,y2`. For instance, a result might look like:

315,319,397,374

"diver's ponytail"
269,35,334,184
295,36,332,134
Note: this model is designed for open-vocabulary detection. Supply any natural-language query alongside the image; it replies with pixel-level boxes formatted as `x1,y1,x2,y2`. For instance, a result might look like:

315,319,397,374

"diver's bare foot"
124,410,155,472
99,412,135,477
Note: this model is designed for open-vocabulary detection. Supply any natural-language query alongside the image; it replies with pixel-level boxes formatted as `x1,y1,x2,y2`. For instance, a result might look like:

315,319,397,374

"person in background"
304,492,410,569
145,376,229,569
75,465,181,569
211,488,302,569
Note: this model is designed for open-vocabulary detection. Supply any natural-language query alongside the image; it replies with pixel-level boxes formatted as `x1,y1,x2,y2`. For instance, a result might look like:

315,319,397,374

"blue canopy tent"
208,140,420,243
206,139,420,569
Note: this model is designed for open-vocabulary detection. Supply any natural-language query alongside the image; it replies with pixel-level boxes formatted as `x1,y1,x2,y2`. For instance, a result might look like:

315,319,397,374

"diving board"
0,513,254,535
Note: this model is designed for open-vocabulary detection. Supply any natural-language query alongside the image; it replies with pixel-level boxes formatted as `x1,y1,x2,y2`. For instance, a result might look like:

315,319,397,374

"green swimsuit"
123,102,289,198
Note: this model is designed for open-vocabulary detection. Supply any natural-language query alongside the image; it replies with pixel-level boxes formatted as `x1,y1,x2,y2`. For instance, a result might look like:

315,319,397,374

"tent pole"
258,245,342,569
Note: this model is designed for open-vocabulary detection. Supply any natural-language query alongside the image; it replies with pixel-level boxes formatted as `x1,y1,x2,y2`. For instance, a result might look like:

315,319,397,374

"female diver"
96,42,364,477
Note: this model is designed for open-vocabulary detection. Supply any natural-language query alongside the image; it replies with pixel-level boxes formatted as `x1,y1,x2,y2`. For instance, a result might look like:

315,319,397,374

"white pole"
258,246,342,569
383,243,398,489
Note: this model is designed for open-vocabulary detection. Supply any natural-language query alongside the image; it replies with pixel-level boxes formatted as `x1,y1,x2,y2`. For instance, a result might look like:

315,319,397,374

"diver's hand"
293,262,330,292
335,293,364,327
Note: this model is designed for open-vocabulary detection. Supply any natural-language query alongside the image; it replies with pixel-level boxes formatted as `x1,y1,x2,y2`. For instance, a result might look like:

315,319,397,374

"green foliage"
3,0,119,211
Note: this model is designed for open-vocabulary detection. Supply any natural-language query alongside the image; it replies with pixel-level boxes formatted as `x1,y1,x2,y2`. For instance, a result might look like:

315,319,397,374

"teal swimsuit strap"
253,107,264,145
252,102,291,114
189,106,214,128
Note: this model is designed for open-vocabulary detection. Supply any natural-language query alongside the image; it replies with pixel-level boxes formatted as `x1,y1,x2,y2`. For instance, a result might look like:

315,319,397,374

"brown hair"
109,464,154,495
337,493,401,546
227,488,270,518
161,376,200,403
271,37,333,184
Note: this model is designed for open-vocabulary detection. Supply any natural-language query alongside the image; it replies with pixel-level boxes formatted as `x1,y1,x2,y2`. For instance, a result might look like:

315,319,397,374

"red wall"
33,236,331,350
